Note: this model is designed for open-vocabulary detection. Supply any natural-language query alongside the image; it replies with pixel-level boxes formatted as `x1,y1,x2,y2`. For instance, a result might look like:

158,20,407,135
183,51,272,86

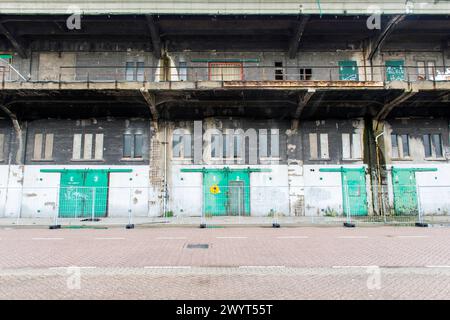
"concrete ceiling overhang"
387,90,450,118
0,89,150,119
1,86,448,120
0,14,449,52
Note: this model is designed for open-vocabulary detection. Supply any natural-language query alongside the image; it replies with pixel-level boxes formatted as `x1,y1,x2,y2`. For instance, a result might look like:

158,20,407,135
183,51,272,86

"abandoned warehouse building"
0,1,450,219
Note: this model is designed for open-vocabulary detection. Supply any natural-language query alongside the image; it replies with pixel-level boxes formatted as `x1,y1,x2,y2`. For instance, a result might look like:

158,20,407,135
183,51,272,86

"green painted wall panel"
385,60,405,81
339,60,359,81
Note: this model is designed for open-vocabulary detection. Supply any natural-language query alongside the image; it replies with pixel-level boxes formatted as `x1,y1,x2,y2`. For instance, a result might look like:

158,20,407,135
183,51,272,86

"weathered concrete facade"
1,10,449,219
3,49,449,83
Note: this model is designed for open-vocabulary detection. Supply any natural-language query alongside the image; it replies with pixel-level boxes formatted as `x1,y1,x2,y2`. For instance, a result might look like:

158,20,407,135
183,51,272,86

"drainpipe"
375,131,384,217
163,123,168,215
0,102,25,219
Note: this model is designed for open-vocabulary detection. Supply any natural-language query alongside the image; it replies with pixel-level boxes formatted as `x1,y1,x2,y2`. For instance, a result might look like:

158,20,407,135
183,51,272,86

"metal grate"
186,244,209,249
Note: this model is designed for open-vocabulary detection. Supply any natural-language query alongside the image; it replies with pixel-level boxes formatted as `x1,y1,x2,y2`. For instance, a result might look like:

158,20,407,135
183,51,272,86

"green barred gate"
181,167,270,216
40,169,132,218
391,167,437,215
319,167,368,216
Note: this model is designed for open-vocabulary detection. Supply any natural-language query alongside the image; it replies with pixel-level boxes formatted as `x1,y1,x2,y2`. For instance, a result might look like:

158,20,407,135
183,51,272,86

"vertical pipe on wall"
375,131,385,216
0,102,25,219
362,41,368,81
163,122,168,215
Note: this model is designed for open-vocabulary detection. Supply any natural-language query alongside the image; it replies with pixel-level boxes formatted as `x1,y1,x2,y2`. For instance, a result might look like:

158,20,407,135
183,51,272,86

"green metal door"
227,170,250,215
181,167,269,216
319,167,368,216
203,170,228,216
228,181,245,216
41,168,132,218
392,169,418,215
59,171,85,218
84,170,109,217
339,60,359,81
58,170,109,218
342,169,368,216
385,60,405,81
203,169,250,216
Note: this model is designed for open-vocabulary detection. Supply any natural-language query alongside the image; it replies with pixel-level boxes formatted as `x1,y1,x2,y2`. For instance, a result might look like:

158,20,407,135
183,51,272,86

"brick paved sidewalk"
0,226,449,299
1,266,449,299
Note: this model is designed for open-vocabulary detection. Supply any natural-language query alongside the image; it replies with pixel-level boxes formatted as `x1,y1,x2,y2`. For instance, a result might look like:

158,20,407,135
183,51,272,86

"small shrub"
165,211,174,217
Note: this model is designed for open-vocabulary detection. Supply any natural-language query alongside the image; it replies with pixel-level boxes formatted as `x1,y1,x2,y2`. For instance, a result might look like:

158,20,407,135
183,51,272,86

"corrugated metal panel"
0,0,448,15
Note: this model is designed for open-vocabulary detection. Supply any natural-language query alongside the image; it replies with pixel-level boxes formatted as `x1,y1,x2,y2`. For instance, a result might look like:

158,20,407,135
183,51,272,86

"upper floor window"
32,133,54,161
342,133,362,160
299,68,312,80
72,133,104,161
391,134,410,159
126,61,145,81
417,61,436,80
423,133,443,159
309,133,329,160
123,133,144,159
179,61,187,81
209,62,243,81
275,62,284,80
172,129,192,159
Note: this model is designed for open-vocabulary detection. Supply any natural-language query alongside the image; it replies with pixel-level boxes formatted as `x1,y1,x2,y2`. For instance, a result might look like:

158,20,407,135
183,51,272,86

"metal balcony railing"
1,65,449,86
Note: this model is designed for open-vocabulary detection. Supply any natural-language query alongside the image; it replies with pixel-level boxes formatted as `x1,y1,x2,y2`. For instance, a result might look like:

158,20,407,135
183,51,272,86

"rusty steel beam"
294,89,315,118
288,15,310,59
223,80,384,88
0,23,28,58
376,90,417,120
140,88,159,121
368,15,406,61
145,15,161,59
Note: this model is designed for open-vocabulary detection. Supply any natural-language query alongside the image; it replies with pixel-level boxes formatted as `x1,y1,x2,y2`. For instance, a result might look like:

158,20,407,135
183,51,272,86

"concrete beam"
0,1,448,15
145,15,161,59
140,88,159,121
0,23,27,58
375,90,417,120
425,91,450,108
368,15,406,61
288,15,310,59
0,101,23,164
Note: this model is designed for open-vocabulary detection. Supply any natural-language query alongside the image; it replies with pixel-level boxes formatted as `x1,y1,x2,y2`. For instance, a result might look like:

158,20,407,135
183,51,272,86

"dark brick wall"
301,119,365,165
23,118,151,165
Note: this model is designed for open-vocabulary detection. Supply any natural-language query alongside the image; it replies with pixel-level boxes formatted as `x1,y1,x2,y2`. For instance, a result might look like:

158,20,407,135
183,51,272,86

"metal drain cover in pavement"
186,244,209,249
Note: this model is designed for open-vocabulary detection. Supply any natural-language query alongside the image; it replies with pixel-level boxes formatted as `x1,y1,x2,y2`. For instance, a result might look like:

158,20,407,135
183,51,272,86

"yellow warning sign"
210,184,220,194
